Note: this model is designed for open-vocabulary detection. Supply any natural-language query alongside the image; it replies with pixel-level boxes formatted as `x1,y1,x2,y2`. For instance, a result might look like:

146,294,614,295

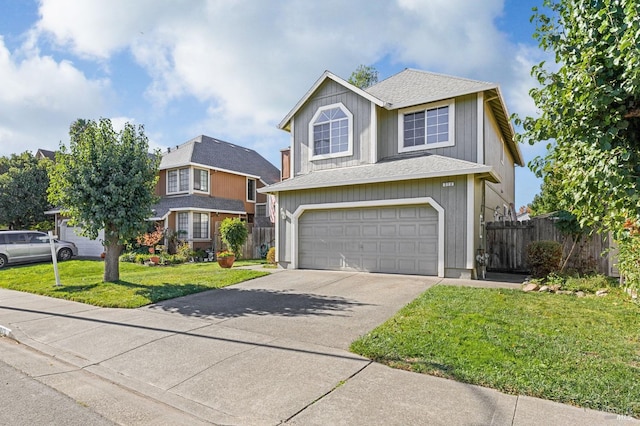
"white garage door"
298,205,438,275
60,224,104,258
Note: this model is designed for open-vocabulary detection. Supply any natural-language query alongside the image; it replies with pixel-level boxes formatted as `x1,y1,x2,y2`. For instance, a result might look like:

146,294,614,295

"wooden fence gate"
485,217,616,276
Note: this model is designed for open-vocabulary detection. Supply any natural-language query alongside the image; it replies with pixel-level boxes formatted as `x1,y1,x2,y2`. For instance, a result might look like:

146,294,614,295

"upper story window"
309,103,353,160
167,167,190,194
247,178,256,202
398,100,455,153
194,168,209,192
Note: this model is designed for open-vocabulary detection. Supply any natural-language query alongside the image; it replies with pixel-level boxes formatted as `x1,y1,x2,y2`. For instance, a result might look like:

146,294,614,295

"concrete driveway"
0,269,628,425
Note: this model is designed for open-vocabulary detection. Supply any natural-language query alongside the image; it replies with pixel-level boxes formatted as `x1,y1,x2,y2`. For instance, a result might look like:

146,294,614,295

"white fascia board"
477,92,484,164
290,197,446,277
262,166,499,193
278,70,385,130
167,207,246,215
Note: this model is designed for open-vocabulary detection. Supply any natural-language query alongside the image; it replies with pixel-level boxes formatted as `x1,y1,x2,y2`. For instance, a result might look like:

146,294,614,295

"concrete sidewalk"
0,270,635,425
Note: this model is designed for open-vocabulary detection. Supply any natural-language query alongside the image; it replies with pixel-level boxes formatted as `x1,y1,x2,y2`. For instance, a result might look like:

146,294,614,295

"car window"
0,234,5,244
29,233,49,244
8,233,28,244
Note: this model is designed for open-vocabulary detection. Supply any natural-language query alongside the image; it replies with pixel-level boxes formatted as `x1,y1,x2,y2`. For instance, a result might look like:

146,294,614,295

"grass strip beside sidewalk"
350,285,640,418
0,260,268,308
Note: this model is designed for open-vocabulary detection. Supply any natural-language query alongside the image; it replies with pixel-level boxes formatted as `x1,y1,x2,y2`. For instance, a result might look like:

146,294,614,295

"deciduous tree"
515,0,640,235
0,152,51,229
49,119,160,282
348,64,379,89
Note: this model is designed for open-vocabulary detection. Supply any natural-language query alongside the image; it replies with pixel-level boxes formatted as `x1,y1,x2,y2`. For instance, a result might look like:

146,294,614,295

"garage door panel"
299,205,439,275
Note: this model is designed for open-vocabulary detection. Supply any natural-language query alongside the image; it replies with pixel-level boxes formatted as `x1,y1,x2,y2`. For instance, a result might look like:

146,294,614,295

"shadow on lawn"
146,286,371,319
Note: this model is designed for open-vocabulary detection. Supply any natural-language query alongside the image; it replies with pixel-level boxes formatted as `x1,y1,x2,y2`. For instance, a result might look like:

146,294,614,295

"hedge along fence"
486,217,616,275
213,222,275,259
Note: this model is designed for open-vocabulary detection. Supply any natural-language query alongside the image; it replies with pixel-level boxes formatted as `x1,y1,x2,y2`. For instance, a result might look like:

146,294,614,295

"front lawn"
0,260,268,308
350,285,640,418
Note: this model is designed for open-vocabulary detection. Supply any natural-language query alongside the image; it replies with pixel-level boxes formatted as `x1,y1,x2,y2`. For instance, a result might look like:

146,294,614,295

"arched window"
309,103,353,159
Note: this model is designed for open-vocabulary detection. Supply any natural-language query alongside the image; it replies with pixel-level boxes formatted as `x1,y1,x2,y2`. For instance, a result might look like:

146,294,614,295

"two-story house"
150,135,280,251
259,69,523,278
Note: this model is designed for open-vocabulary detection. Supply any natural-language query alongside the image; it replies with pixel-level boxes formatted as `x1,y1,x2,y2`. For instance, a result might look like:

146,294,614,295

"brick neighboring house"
151,135,280,251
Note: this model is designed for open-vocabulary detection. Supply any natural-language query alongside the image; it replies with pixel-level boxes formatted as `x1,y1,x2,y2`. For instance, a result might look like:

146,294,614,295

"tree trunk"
103,230,122,282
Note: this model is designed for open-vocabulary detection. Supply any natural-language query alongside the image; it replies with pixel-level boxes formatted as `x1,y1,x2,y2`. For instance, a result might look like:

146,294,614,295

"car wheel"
57,248,73,261
0,254,6,268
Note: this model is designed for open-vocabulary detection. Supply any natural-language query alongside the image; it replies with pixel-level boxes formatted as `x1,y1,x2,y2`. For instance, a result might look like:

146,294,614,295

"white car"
0,230,78,268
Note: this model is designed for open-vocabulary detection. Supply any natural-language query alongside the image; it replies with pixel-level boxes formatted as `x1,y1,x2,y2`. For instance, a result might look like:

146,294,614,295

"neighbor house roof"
35,149,56,160
149,194,245,220
259,154,499,193
160,135,281,184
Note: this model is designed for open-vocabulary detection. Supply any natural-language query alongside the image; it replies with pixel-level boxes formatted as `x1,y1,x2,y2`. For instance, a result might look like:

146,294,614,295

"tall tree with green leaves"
49,119,160,282
515,0,640,235
348,64,379,89
0,152,51,229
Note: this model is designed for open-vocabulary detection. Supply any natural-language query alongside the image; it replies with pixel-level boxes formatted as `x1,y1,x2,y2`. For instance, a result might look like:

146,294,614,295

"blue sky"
0,0,548,208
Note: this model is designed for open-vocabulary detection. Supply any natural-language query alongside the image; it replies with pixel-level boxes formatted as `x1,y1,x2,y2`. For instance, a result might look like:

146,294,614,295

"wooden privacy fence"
213,224,275,259
485,218,616,275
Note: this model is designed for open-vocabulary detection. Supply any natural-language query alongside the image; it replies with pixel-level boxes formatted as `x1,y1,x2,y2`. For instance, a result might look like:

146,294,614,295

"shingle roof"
365,68,497,109
150,195,245,220
160,135,280,184
259,154,498,193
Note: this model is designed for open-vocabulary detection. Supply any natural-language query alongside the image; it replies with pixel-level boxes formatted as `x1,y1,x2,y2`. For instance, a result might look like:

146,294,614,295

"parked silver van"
0,231,78,268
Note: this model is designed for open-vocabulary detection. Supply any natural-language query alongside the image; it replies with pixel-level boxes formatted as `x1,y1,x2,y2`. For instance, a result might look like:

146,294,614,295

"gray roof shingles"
260,154,497,193
151,195,245,219
160,135,280,184
365,68,496,109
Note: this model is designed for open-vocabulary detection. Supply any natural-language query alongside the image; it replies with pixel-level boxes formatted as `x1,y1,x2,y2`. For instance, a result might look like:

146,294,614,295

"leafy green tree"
0,152,52,229
348,64,379,89
515,0,640,235
49,119,160,282
219,217,248,259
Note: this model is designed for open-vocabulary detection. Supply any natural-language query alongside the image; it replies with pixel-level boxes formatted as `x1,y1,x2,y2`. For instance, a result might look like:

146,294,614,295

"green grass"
0,260,268,308
350,285,640,418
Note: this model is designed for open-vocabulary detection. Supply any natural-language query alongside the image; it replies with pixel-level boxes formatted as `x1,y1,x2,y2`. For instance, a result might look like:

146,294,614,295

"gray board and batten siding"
277,175,470,277
376,93,479,162
294,79,373,174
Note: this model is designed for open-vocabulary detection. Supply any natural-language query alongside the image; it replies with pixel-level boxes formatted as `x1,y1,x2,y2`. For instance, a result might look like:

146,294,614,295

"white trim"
291,197,445,277
279,70,385,130
500,138,505,165
193,167,210,194
309,102,354,161
370,101,377,163
398,99,456,153
466,176,475,270
274,195,279,262
477,92,484,164
290,117,295,178
169,207,245,215
246,177,257,203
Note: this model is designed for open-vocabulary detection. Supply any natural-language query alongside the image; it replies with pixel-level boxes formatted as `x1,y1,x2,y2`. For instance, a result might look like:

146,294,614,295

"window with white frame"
177,212,189,237
192,213,209,239
309,103,353,159
167,168,190,194
398,100,455,152
193,169,209,192
247,178,256,202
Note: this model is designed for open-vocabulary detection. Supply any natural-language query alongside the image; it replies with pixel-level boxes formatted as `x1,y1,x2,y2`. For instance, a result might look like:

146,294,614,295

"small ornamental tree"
48,118,160,282
219,217,248,259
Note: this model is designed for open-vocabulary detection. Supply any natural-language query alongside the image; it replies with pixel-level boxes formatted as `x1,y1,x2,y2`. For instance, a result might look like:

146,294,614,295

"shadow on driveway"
146,287,373,319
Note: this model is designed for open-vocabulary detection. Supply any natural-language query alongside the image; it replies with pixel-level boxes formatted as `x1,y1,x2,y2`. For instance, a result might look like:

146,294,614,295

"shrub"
527,240,562,278
617,220,640,295
266,247,276,264
219,217,248,259
119,252,137,263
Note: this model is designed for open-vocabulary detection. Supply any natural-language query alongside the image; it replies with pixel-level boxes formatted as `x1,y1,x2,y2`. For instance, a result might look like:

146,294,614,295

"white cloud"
0,36,110,156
